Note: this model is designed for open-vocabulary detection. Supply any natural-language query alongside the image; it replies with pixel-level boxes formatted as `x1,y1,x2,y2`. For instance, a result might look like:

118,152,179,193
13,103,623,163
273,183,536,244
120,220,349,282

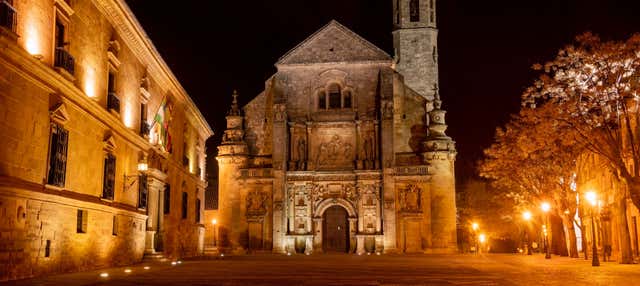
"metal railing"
0,1,16,33
54,47,75,75
107,92,120,113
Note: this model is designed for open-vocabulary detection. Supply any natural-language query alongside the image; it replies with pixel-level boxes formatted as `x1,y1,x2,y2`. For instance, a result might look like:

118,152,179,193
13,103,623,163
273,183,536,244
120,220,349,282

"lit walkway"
5,254,640,285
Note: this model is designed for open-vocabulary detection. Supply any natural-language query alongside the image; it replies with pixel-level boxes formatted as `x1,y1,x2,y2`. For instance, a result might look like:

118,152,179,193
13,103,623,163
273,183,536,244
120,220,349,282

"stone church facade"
0,0,212,281
211,0,457,254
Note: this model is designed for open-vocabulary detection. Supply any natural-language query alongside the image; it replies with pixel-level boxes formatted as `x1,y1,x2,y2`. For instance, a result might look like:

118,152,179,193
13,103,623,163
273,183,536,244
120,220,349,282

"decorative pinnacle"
228,90,241,116
432,84,442,110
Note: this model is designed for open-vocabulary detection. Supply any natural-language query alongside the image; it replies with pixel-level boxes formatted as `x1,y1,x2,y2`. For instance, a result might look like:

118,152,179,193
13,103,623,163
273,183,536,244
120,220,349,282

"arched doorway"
323,205,349,253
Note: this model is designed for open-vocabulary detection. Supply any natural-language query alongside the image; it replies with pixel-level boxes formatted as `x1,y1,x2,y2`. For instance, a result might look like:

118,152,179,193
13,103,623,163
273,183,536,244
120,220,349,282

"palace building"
0,0,212,281
208,0,457,254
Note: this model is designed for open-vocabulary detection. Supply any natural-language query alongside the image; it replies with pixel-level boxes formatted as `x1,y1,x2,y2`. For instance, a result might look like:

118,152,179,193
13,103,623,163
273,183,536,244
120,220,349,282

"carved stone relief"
246,191,269,216
314,135,353,169
399,184,422,212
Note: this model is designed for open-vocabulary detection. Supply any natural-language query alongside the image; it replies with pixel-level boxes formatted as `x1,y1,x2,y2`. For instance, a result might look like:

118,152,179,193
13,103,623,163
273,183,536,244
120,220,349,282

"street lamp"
522,211,532,255
540,202,551,259
211,219,218,247
471,222,479,254
585,191,600,267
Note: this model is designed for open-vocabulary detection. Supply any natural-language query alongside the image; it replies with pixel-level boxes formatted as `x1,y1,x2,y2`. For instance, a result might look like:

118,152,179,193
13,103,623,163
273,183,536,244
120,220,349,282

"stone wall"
0,0,212,281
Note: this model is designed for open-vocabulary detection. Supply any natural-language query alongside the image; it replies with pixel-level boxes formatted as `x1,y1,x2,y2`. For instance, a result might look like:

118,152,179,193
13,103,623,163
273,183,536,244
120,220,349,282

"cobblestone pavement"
5,253,640,286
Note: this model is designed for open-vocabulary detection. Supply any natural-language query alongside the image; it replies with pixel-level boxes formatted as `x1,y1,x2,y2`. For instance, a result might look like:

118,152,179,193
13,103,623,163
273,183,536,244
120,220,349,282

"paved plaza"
5,254,640,286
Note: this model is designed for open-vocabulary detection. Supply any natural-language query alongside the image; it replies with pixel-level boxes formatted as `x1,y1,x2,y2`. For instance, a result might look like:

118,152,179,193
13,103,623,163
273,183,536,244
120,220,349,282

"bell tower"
393,0,438,99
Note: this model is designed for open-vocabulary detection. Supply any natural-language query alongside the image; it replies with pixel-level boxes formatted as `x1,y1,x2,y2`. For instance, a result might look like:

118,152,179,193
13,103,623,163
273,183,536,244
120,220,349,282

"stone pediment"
277,20,392,66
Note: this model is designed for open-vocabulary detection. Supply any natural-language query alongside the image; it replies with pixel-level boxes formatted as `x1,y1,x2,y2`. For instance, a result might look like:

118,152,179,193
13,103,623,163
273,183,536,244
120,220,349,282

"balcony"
107,92,120,113
54,47,75,76
0,1,16,34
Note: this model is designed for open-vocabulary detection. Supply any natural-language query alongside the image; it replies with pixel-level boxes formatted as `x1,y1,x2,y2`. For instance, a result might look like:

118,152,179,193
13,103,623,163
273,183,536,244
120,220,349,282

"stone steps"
142,252,168,263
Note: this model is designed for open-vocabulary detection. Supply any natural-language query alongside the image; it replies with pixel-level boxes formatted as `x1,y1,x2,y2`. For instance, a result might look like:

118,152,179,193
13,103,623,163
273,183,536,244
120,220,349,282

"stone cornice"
92,0,213,138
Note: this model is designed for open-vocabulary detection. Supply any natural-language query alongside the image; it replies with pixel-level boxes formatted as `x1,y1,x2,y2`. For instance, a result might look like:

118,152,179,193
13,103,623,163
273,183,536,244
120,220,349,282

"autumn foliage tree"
521,33,640,263
479,104,584,257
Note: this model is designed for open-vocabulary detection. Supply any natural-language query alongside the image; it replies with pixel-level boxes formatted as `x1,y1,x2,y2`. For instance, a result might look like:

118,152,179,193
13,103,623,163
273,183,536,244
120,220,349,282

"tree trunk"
615,192,633,264
551,213,568,256
562,214,579,258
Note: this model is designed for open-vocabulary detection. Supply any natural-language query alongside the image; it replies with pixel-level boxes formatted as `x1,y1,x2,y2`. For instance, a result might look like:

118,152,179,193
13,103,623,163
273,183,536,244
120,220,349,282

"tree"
521,33,639,263
479,104,584,257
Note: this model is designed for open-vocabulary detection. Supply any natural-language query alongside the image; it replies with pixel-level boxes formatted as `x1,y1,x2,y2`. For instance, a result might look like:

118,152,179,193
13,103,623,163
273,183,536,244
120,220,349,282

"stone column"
272,103,288,253
349,217,358,253
157,187,165,251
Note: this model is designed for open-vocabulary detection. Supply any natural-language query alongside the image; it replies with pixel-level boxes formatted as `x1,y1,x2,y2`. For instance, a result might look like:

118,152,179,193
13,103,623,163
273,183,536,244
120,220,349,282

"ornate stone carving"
315,135,353,168
381,100,393,119
399,184,422,212
274,104,287,122
246,191,269,216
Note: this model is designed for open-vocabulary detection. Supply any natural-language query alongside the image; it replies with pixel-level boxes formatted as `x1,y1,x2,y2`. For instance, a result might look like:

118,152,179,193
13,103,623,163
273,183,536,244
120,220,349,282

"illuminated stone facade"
210,0,456,255
0,0,212,281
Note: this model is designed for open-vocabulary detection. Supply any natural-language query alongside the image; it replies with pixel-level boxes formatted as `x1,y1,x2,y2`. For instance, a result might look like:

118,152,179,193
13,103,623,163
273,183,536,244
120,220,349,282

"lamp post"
585,191,600,267
479,233,486,253
541,202,551,259
472,222,479,254
522,211,532,255
211,219,218,247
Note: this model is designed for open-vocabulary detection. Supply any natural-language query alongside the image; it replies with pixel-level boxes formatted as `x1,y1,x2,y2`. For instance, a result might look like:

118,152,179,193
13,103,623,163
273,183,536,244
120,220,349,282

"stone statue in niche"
400,184,421,212
381,100,393,119
297,138,307,170
274,104,287,122
246,191,269,216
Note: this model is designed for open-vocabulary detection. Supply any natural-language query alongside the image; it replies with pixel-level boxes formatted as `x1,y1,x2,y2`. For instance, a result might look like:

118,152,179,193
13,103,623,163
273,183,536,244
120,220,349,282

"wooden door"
323,206,349,252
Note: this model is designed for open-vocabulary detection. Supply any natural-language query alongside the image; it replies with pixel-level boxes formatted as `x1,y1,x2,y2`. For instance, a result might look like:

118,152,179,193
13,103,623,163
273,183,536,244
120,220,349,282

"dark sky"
125,0,640,181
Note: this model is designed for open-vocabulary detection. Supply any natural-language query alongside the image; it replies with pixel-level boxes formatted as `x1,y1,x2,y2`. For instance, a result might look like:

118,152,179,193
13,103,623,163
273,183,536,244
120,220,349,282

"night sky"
125,0,640,182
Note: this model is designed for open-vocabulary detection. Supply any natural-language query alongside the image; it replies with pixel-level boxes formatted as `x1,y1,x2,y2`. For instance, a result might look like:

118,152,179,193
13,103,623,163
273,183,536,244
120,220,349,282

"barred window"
47,124,68,187
181,192,188,219
102,154,116,200
138,174,148,209
164,184,171,214
195,198,201,223
410,0,420,22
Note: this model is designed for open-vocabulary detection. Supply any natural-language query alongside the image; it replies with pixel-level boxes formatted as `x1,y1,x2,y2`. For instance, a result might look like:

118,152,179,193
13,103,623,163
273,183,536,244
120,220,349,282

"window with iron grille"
164,184,171,214
181,192,188,219
102,154,116,200
138,174,148,209
195,198,201,223
0,0,17,33
47,124,68,187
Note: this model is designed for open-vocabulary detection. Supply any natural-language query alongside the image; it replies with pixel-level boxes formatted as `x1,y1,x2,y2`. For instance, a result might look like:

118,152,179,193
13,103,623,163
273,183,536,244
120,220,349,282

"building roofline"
94,0,213,138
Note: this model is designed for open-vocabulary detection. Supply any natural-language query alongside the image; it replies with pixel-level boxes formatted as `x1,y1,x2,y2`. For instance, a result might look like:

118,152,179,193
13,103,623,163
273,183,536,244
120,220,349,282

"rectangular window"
102,154,116,200
0,0,17,33
47,124,69,187
138,174,148,209
164,185,171,214
195,198,201,223
44,240,51,257
181,192,188,219
53,17,74,75
140,103,149,136
76,209,87,233
112,216,118,236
